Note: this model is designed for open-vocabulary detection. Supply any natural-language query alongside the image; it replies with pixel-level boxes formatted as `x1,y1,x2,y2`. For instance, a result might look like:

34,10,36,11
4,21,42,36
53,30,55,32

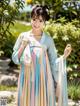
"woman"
12,5,72,106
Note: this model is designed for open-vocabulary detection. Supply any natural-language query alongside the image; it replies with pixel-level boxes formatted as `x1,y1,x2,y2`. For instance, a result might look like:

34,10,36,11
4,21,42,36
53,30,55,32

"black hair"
31,5,50,21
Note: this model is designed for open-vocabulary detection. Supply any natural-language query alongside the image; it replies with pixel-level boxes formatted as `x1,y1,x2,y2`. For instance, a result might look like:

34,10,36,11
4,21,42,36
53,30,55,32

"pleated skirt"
18,47,55,106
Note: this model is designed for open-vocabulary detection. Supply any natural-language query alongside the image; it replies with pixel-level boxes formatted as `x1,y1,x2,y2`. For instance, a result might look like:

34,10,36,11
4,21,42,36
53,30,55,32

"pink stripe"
32,51,36,71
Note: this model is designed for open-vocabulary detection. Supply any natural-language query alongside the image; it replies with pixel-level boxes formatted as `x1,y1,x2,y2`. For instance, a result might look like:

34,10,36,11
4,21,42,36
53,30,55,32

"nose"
34,20,39,26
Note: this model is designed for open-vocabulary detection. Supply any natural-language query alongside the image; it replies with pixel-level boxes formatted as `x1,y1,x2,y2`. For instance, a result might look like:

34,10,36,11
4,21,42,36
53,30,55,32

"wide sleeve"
12,33,23,65
47,37,58,82
47,37,68,106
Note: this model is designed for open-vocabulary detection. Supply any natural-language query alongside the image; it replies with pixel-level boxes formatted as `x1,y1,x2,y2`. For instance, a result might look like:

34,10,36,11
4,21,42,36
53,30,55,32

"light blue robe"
12,31,68,106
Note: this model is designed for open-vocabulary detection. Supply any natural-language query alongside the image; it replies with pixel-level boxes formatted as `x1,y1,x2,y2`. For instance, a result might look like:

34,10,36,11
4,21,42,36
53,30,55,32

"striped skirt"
18,47,55,106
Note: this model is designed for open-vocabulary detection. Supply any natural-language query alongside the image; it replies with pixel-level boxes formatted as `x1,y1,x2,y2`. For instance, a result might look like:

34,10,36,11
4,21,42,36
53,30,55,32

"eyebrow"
32,15,44,19
33,17,44,21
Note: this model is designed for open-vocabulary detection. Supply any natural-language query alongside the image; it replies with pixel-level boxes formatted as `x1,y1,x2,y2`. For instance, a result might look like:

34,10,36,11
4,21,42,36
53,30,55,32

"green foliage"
56,17,67,24
67,70,80,81
45,19,80,69
33,0,80,20
62,0,80,20
0,0,24,57
33,0,63,19
68,80,80,100
71,19,80,28
5,22,31,58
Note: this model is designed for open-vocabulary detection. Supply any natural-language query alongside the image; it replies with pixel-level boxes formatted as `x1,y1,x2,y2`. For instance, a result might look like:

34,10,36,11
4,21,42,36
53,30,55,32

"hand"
63,44,72,59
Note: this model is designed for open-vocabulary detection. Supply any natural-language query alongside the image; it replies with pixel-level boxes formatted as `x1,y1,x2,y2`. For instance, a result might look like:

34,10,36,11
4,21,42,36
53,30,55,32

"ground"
0,67,80,106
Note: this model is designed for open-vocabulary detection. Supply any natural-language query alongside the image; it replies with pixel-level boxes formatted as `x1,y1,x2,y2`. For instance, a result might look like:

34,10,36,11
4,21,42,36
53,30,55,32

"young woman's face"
31,15,45,32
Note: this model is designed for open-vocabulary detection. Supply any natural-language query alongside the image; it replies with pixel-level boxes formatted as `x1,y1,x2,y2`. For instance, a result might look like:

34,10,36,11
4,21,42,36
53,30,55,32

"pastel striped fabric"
18,45,55,106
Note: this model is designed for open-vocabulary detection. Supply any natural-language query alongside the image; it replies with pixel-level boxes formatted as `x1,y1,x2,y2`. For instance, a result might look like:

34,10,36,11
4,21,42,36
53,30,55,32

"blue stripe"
18,64,24,106
35,51,40,96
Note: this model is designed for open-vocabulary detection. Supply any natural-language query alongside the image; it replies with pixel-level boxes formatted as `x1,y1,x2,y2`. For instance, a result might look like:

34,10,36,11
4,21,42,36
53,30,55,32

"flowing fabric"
56,56,68,106
12,31,68,106
18,36,55,106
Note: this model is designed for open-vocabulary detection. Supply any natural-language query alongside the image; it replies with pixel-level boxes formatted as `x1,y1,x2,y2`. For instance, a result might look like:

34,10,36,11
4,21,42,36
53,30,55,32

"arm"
47,37,71,105
12,33,28,65
12,33,23,64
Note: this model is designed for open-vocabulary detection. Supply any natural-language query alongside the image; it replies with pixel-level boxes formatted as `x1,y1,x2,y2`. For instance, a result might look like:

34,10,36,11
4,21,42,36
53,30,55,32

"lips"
33,25,39,29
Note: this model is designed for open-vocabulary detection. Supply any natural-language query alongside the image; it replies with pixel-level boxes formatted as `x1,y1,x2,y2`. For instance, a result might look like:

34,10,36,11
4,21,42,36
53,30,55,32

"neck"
31,29,43,36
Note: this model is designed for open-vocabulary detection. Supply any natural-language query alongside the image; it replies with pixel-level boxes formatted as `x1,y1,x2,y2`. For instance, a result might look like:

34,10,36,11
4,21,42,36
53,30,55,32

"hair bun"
32,5,49,13
42,5,49,12
31,4,50,21
42,5,50,21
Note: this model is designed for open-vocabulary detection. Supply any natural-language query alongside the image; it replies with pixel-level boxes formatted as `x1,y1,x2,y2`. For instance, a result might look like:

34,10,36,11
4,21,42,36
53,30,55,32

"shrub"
2,22,31,58
45,20,80,70
0,0,24,57
67,70,80,81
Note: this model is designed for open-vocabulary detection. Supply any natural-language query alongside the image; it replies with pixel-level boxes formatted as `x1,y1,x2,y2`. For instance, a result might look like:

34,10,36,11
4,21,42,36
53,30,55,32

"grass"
0,85,17,91
10,21,31,37
68,80,80,101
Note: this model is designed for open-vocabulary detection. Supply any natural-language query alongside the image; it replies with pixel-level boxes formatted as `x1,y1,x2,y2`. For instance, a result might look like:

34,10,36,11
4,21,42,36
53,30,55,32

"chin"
33,28,40,31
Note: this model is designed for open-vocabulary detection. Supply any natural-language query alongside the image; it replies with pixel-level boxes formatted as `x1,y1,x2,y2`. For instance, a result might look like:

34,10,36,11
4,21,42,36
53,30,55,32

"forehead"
32,15,44,20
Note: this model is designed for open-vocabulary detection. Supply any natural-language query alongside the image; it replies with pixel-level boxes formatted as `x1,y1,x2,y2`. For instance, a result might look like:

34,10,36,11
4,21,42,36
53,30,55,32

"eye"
33,18,36,21
39,19,43,22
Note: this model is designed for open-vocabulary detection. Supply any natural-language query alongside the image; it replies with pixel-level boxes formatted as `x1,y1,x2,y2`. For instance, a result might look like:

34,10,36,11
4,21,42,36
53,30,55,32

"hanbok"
12,31,68,106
